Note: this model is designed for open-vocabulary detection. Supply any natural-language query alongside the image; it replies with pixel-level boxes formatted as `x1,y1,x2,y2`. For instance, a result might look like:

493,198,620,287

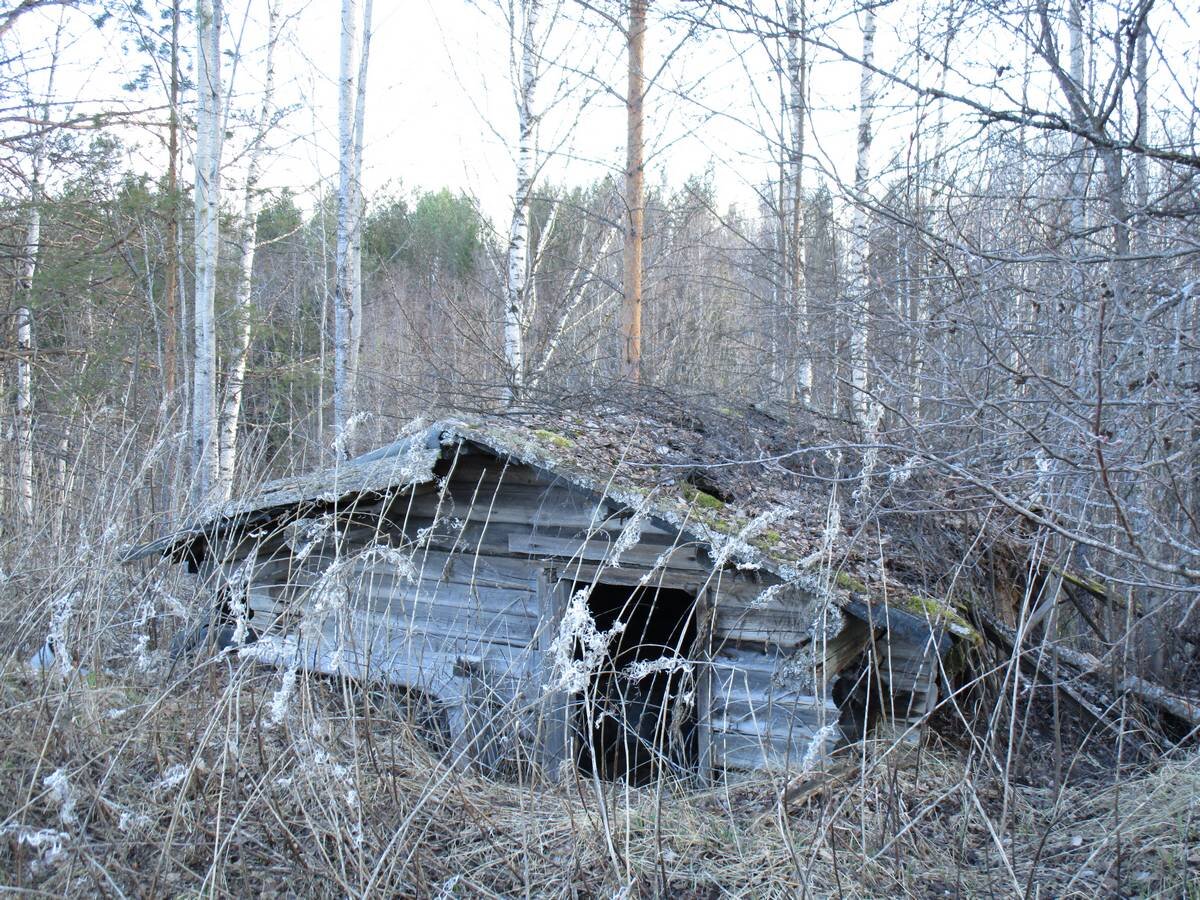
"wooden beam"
508,532,701,568
694,585,716,785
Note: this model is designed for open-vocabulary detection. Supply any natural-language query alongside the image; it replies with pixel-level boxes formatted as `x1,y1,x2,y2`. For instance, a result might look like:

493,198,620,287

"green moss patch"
532,428,574,449
835,571,868,593
751,529,782,551
903,593,975,635
681,484,725,510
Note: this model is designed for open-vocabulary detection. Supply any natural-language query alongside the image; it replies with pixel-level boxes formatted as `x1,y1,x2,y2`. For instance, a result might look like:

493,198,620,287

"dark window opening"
570,581,698,785
832,652,876,741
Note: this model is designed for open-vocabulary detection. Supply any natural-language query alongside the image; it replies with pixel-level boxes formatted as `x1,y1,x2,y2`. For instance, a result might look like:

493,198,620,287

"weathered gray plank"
509,533,702,569
269,594,539,652
710,725,838,772
534,568,571,777
694,585,715,784
403,483,623,531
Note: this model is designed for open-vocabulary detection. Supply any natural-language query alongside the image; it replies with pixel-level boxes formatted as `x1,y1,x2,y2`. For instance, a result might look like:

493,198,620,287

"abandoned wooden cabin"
126,409,983,782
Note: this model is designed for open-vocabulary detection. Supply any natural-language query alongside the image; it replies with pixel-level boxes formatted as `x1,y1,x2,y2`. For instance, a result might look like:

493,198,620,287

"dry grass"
0,646,1196,897
0,432,1197,898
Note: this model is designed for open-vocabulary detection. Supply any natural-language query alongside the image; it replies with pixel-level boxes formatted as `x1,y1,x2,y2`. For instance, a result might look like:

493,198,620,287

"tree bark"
163,0,180,402
505,0,541,402
350,0,372,410
848,7,876,425
15,191,38,524
191,0,223,510
911,17,954,423
1066,0,1087,336
334,0,360,458
621,0,646,384
216,0,278,501
785,0,810,404
1133,13,1149,220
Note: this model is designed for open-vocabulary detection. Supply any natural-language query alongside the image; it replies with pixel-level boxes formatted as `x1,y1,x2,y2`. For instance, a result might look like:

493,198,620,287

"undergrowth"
0,428,1196,897
0,651,1196,896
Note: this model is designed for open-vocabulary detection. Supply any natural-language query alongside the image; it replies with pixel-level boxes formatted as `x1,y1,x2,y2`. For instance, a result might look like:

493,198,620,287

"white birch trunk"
349,0,372,403
12,17,61,524
785,0,810,403
1133,14,1149,223
1067,0,1087,333
622,0,646,383
15,302,33,522
191,0,223,509
770,149,784,391
333,0,359,458
912,23,954,422
504,0,541,401
216,1,278,501
848,8,876,425
15,189,38,523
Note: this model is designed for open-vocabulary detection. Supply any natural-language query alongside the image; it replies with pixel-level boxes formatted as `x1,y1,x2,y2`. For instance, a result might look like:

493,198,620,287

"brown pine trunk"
622,0,645,383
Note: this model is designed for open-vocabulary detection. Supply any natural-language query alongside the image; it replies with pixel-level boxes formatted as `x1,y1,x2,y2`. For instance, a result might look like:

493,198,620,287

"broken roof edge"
119,422,447,564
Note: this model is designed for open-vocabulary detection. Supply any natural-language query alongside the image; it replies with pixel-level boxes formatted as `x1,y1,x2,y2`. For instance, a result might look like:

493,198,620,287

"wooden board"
705,644,840,772
509,532,702,569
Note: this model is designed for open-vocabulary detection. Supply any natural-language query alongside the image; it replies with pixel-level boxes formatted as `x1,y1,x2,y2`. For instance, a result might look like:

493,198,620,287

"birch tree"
784,0,810,403
1038,0,1138,320
332,0,358,459
622,0,646,383
1065,0,1088,338
333,0,371,458
847,5,875,424
503,0,542,401
216,1,279,501
909,8,957,422
14,173,39,524
1133,10,1149,222
350,0,372,406
190,0,223,508
10,21,63,525
163,0,181,402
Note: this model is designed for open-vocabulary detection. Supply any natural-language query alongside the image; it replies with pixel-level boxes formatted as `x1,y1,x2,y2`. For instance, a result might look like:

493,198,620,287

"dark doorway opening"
571,581,698,784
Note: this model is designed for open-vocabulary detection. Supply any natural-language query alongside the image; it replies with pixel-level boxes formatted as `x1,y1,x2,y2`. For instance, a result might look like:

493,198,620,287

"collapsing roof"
127,407,997,643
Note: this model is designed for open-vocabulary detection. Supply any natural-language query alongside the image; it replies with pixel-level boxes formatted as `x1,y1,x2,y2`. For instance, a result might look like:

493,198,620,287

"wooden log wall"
215,453,853,776
876,634,941,732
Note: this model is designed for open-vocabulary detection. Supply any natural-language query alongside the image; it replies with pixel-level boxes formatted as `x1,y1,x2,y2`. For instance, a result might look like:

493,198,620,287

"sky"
269,0,853,226
6,1,1194,233
5,0,884,226
274,0,934,224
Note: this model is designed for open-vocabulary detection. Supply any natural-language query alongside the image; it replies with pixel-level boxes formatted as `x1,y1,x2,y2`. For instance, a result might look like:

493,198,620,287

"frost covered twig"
43,768,77,827
547,587,625,695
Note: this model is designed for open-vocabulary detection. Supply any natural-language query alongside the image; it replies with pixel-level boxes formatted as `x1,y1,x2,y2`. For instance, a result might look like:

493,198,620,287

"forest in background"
1,0,1199,895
